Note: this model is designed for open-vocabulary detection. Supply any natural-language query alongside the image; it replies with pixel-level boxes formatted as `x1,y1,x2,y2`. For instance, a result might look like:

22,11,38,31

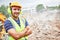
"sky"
0,0,60,8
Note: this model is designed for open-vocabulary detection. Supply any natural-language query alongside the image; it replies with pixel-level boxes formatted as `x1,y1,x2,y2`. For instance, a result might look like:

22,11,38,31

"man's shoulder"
4,19,14,32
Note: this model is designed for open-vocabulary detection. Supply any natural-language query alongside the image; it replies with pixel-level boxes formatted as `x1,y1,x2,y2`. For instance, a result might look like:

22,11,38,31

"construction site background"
0,5,60,40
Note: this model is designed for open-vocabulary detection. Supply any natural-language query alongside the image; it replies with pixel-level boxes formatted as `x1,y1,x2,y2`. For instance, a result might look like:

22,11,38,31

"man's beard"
12,13,19,18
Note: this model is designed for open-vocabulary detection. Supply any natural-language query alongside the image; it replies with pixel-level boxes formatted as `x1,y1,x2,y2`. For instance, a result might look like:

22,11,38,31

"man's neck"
11,16,19,20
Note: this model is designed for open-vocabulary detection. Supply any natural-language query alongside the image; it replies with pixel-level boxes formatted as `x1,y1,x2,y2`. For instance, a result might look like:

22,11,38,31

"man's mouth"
14,13,19,15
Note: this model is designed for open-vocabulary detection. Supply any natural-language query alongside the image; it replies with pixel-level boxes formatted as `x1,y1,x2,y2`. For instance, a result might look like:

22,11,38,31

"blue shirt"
4,18,29,32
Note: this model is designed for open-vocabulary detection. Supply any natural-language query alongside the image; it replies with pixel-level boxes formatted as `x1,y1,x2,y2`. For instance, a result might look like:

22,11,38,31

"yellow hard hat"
10,2,22,8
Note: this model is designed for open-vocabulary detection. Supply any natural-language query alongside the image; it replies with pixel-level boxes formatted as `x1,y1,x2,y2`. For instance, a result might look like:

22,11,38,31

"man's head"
10,2,22,18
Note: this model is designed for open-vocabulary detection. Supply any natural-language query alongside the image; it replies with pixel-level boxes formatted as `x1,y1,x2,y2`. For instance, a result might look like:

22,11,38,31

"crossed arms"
8,26,32,40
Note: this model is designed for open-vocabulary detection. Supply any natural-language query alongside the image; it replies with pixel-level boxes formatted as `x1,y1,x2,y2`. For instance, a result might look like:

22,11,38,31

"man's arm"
25,26,32,36
8,28,27,39
25,20,32,36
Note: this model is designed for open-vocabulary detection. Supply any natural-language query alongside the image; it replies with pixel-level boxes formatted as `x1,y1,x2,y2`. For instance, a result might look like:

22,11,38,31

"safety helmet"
10,2,22,8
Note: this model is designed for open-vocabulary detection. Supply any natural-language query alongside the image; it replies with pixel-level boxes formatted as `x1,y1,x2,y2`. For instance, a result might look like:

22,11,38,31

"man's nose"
16,10,19,12
15,10,19,12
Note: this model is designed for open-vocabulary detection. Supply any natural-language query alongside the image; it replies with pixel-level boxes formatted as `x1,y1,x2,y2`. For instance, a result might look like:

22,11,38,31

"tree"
57,5,60,10
0,5,9,18
36,4,45,12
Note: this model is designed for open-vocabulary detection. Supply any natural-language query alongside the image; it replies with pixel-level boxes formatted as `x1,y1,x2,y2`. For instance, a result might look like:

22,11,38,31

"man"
4,2,32,40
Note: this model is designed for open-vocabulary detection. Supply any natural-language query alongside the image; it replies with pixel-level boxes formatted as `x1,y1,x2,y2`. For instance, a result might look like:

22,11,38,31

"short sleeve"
4,20,14,32
25,20,29,27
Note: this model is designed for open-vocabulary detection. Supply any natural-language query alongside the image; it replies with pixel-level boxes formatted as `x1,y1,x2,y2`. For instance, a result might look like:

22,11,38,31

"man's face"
11,6,21,18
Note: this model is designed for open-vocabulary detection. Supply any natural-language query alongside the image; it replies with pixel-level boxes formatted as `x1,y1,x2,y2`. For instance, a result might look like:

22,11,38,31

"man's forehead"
11,6,21,9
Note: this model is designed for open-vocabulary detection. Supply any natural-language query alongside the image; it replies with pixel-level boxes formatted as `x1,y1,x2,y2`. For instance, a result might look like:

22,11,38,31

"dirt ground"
23,10,60,40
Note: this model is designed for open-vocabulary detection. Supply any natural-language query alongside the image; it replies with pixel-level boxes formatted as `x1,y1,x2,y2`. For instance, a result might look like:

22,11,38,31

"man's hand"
25,27,32,36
